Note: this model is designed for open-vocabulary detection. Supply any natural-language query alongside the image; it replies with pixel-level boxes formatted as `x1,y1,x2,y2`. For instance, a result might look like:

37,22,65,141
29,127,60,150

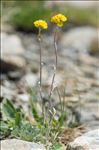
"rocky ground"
2,129,99,150
1,25,99,149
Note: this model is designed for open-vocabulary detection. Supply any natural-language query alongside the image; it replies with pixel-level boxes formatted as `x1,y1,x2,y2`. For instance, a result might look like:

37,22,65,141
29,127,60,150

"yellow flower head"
51,14,67,27
34,20,48,29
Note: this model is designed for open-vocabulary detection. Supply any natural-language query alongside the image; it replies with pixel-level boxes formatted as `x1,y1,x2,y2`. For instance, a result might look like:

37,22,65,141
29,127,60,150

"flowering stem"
54,28,58,68
38,28,44,117
56,87,62,113
38,28,42,87
49,28,58,108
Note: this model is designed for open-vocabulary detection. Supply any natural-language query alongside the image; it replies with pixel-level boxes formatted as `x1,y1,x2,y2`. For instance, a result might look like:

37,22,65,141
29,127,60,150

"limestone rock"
67,129,99,150
45,1,97,9
1,32,26,72
1,85,16,99
61,27,98,52
1,139,46,150
22,73,38,87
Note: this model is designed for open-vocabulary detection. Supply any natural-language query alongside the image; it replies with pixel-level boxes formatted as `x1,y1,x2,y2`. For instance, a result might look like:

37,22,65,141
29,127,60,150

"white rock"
67,129,99,150
1,32,24,55
45,1,98,9
1,139,46,150
64,1,98,8
1,85,16,99
43,72,64,88
17,94,29,102
1,32,26,68
61,27,98,52
22,73,38,87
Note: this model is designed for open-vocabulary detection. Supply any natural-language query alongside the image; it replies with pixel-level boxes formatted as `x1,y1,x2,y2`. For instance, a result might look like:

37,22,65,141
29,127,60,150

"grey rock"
7,71,22,81
1,85,16,99
22,73,38,87
17,93,29,102
89,37,99,57
61,27,97,52
1,32,26,70
67,129,99,150
1,79,17,99
1,32,24,55
78,97,99,129
1,59,19,74
78,54,99,67
1,23,14,33
45,1,97,9
64,1,98,9
1,139,46,150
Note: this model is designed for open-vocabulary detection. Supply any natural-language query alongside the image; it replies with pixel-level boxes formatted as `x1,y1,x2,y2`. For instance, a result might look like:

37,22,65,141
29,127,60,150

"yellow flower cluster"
51,14,67,27
34,20,48,29
33,14,67,29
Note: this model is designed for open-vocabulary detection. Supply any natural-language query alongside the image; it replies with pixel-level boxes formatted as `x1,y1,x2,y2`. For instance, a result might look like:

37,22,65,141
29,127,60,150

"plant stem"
56,87,62,113
38,28,44,117
49,28,58,108
54,29,58,69
38,28,42,88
